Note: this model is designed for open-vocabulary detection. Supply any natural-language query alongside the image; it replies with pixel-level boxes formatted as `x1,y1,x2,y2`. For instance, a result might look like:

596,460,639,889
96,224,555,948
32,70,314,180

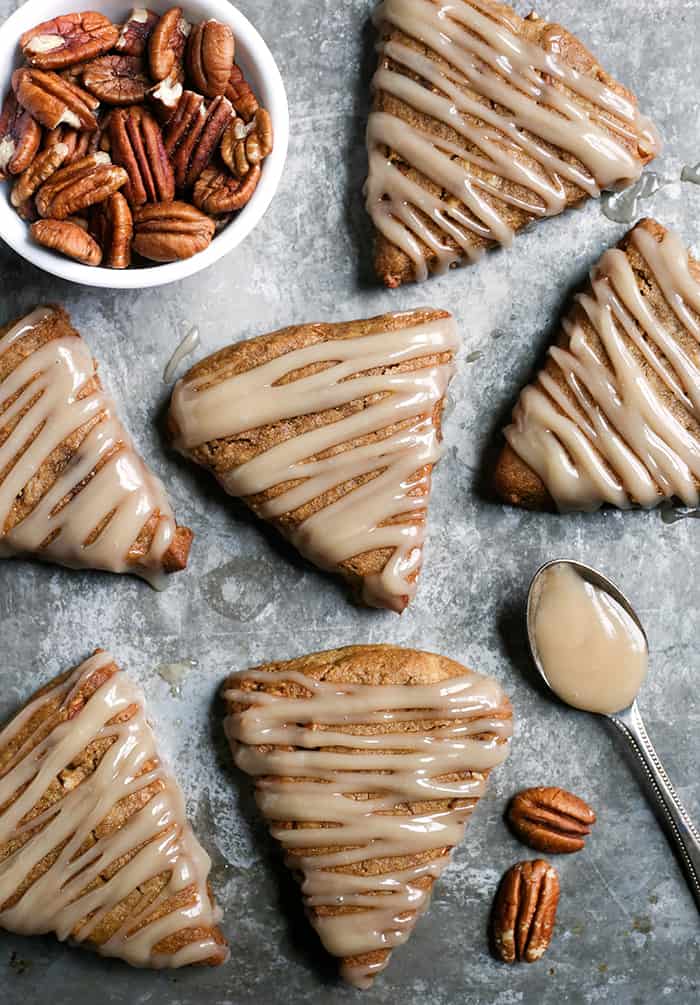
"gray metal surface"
1,0,699,1002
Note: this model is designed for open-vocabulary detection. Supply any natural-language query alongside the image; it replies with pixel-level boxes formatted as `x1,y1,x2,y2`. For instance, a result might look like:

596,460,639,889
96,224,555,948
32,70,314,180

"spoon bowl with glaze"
527,559,700,913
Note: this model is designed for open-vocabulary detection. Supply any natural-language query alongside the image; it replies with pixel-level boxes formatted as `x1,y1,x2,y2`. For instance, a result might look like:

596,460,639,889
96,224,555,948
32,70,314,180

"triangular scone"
168,309,458,612
0,650,228,967
0,305,192,581
495,219,700,512
366,0,660,287
223,644,512,989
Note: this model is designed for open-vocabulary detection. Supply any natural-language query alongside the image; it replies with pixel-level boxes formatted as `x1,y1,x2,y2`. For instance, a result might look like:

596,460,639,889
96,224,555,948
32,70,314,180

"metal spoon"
527,559,700,913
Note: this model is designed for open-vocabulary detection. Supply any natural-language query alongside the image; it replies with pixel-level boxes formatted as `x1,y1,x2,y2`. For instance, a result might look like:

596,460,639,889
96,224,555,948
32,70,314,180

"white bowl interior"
0,0,289,288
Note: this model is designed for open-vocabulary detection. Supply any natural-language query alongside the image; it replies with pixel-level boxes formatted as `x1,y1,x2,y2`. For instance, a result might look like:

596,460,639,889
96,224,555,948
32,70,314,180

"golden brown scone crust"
0,650,226,965
224,644,512,982
0,305,192,572
495,218,700,510
371,3,656,286
170,309,454,610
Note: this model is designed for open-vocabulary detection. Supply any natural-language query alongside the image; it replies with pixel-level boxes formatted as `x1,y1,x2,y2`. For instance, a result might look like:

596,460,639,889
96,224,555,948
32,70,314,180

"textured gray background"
0,0,699,1002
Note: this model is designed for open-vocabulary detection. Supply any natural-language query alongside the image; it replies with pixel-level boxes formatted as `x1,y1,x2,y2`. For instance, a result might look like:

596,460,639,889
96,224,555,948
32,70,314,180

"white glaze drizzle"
366,0,660,280
0,651,228,968
504,225,700,511
0,307,178,582
163,327,201,384
170,312,459,611
224,658,511,988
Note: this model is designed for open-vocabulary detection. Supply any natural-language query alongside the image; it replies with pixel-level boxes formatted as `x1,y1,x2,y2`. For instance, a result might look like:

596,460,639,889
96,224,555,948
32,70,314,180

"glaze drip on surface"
0,307,178,581
366,0,659,280
0,651,228,967
170,312,459,611
163,327,201,383
224,662,512,988
505,224,700,510
601,173,668,224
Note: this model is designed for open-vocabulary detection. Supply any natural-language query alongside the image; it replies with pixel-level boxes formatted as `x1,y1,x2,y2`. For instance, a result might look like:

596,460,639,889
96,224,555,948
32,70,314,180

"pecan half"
44,124,96,164
110,106,174,206
90,192,133,268
132,200,214,261
221,108,272,178
30,218,102,265
193,162,260,213
164,92,232,188
36,152,127,219
148,71,183,123
20,13,119,70
491,860,560,964
13,68,99,131
186,20,234,98
0,90,42,178
508,787,597,854
11,142,69,208
82,55,150,105
149,7,190,83
115,8,159,57
225,63,258,122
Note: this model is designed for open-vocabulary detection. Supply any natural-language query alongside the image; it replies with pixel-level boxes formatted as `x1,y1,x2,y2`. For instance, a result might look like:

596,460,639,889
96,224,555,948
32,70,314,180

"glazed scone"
0,305,192,580
0,650,228,967
223,644,513,988
366,0,660,287
495,219,700,512
168,308,458,612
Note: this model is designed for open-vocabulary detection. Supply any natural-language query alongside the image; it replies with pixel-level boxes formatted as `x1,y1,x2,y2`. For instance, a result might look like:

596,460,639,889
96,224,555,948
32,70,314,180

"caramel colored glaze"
0,306,192,581
368,0,660,286
534,564,647,714
0,651,228,967
169,309,458,612
223,644,512,988
498,219,700,512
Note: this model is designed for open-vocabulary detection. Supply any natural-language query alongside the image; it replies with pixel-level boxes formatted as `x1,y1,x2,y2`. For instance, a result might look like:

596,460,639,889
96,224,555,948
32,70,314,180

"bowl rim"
0,0,289,289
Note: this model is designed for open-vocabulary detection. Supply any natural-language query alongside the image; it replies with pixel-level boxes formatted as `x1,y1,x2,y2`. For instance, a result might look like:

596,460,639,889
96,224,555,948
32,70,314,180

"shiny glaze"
224,661,512,987
505,225,700,510
366,0,659,280
170,312,459,611
534,564,648,714
0,652,227,967
0,307,178,582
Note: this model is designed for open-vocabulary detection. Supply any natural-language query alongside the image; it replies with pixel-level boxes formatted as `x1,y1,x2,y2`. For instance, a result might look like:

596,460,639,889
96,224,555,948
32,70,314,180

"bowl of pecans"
0,0,289,288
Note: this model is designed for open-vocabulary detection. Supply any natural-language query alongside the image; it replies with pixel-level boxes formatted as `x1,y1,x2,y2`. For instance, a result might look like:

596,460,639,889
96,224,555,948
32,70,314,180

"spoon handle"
609,701,700,912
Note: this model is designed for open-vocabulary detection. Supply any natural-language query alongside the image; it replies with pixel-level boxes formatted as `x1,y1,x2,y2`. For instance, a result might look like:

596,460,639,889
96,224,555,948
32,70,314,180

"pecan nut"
30,218,102,265
90,192,133,268
221,108,272,178
193,163,260,214
132,200,214,261
491,860,560,964
36,152,127,219
164,92,232,188
110,106,174,206
0,90,42,178
508,787,596,854
43,123,98,165
11,142,69,209
13,68,99,131
225,63,258,122
148,71,183,123
20,13,119,70
149,7,190,83
115,8,159,57
82,55,150,105
186,20,234,98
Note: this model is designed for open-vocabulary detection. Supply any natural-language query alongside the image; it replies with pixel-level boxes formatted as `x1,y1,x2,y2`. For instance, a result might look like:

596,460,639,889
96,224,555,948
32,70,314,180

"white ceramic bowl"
0,0,289,288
